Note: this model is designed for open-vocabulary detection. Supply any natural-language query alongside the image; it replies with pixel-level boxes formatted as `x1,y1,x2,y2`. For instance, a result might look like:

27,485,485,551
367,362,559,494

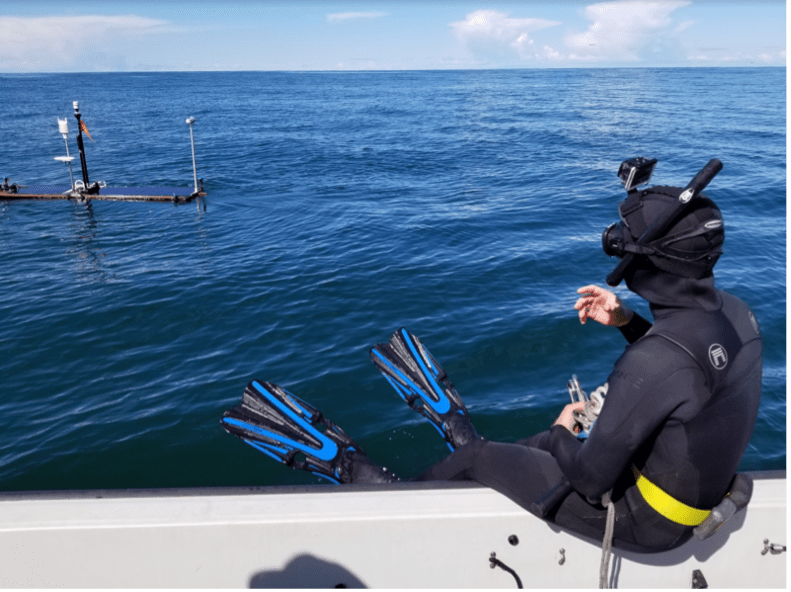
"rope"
565,376,615,588
569,380,608,435
599,490,616,589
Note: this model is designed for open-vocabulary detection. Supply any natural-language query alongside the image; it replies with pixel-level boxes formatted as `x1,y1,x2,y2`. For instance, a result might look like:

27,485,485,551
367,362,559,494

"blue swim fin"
221,380,397,484
370,328,481,451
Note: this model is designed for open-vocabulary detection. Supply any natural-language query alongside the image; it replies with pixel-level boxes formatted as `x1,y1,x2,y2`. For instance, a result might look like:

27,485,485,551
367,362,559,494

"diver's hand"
575,285,634,327
554,401,586,433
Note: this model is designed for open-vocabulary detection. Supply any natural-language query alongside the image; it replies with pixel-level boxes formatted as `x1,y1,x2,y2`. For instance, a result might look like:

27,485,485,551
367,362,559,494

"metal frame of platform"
0,185,205,203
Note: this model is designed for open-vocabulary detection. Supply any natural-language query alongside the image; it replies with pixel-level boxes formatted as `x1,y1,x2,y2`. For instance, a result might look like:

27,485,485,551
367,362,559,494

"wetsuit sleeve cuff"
618,311,652,344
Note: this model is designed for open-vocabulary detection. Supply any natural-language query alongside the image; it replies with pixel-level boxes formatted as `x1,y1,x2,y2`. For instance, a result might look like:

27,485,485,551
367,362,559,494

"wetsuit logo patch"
708,344,728,370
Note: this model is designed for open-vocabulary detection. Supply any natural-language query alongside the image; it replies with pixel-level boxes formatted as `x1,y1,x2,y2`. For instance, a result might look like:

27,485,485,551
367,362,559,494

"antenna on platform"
55,117,76,192
73,101,91,189
71,101,102,196
186,117,199,197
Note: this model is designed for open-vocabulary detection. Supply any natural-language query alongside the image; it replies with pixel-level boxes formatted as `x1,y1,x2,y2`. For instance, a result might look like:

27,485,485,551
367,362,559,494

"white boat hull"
0,472,784,588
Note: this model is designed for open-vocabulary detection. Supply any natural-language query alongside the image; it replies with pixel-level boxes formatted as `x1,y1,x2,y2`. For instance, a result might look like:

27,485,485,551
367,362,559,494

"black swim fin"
221,380,397,484
370,327,481,451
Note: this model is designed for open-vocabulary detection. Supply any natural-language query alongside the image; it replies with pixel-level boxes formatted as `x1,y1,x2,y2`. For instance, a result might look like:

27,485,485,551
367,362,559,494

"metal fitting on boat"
761,539,786,555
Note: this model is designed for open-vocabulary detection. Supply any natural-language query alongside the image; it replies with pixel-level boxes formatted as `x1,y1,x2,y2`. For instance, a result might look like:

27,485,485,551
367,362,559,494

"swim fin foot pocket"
221,380,398,484
370,327,481,451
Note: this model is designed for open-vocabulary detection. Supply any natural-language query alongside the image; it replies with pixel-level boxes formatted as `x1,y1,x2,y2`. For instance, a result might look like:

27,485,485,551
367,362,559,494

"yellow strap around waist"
632,466,711,527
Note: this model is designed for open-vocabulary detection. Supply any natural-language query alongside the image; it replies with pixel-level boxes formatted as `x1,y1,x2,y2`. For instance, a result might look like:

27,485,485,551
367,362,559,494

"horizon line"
1,64,784,75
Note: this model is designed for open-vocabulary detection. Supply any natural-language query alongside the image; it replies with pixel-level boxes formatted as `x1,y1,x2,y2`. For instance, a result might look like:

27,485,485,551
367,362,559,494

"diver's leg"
461,441,566,510
412,438,639,550
412,439,489,481
413,439,565,511
463,443,680,552
415,432,685,552
514,429,552,451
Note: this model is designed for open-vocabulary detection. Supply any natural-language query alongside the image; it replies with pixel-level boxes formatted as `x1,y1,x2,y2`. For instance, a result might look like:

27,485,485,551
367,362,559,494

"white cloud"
758,50,786,64
327,12,388,23
541,46,564,61
0,15,169,71
565,1,691,62
689,48,785,66
450,9,560,39
567,53,600,62
450,10,561,61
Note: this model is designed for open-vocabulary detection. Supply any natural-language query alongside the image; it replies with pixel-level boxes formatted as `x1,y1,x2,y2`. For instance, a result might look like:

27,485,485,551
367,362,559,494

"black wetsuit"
416,272,762,553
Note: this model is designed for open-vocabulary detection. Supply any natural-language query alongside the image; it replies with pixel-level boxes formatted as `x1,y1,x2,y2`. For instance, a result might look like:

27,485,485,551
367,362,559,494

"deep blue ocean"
0,68,785,491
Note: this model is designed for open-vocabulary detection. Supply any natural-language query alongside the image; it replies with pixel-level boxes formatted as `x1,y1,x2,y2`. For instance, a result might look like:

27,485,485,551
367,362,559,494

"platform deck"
1,185,204,202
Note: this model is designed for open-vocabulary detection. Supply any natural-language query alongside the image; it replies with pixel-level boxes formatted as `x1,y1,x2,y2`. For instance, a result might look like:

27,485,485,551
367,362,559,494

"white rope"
599,490,616,589
565,376,615,588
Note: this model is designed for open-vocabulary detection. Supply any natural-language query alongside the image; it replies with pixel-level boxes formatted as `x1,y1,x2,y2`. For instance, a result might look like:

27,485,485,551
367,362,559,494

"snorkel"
604,158,723,287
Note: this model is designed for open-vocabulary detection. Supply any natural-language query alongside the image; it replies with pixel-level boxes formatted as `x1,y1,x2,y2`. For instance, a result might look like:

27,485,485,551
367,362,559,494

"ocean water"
0,68,785,491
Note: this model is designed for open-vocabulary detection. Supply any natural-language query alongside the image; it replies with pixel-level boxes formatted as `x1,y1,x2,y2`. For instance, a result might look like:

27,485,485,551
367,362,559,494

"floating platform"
7,103,205,205
0,185,205,203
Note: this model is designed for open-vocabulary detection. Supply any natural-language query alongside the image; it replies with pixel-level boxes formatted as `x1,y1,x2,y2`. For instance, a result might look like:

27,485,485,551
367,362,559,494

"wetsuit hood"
624,264,722,312
602,186,725,282
608,184,725,312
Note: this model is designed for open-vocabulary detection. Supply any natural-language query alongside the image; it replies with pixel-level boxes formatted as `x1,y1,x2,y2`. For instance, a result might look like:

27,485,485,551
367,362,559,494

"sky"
0,1,786,72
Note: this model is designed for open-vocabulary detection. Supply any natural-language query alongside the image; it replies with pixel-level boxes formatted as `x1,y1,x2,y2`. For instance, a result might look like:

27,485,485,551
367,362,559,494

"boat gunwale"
0,469,783,501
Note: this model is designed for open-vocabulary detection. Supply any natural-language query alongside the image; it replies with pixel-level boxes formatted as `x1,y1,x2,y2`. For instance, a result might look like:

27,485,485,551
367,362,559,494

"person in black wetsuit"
220,162,763,554
413,186,763,553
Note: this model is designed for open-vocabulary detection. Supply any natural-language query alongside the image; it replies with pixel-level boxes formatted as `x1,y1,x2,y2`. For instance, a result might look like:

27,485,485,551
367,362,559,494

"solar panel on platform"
14,185,73,195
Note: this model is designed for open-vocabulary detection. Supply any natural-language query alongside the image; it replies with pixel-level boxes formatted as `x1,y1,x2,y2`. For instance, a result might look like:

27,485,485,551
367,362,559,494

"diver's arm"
548,342,692,499
575,285,651,344
575,285,634,327
553,401,586,431
617,311,652,344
